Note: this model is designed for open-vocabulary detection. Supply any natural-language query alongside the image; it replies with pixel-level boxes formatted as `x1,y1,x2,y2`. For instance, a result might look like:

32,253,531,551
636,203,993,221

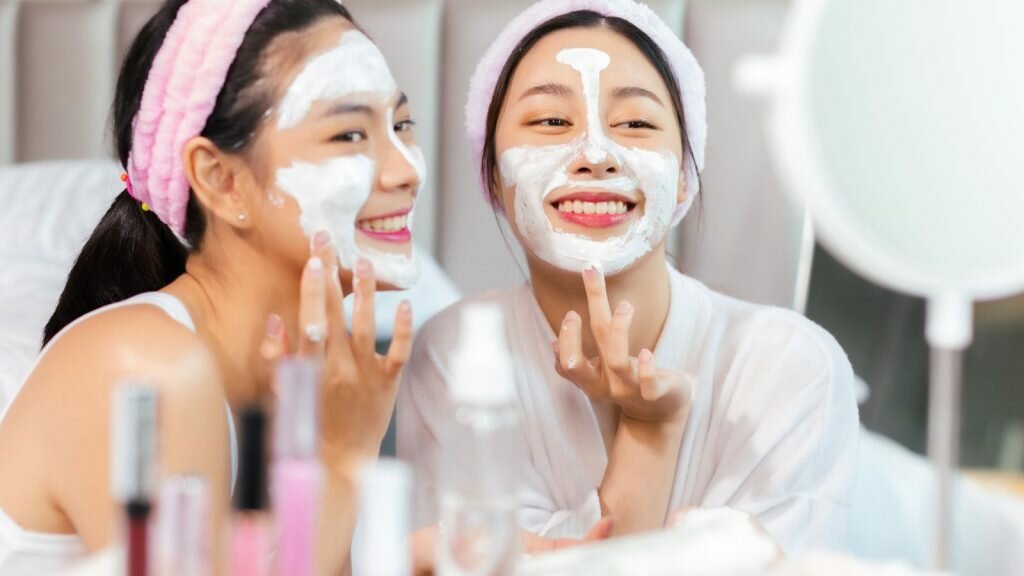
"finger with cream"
499,47,681,276
273,30,426,289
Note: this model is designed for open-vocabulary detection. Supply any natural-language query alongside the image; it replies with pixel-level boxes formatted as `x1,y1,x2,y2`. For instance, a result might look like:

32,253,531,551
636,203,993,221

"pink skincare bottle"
271,358,324,576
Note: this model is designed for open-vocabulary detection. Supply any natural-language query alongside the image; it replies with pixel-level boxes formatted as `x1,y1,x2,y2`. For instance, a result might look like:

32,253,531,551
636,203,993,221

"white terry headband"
464,0,707,227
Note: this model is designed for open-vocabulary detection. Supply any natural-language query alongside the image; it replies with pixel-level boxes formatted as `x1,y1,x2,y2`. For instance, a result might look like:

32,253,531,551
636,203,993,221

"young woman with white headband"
399,0,859,553
0,1,425,572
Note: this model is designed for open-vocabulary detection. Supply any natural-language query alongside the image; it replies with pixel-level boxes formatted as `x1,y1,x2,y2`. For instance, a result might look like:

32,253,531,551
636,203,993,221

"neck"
528,248,673,359
163,230,300,408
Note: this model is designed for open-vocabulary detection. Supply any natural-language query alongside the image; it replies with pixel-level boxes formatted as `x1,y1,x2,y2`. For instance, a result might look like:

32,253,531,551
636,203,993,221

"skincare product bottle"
112,384,159,576
156,475,210,576
271,358,324,576
355,458,414,576
438,304,524,576
232,406,270,576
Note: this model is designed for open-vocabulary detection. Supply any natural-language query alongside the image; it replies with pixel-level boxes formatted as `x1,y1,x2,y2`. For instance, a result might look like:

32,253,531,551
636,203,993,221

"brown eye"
394,119,416,133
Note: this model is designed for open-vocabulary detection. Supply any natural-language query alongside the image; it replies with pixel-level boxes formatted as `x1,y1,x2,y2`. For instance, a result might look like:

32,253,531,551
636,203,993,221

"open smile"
550,192,638,229
357,207,412,243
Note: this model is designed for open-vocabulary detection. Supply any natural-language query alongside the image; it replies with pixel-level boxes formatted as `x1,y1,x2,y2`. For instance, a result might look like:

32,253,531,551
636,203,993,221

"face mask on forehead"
272,30,427,289
499,47,681,276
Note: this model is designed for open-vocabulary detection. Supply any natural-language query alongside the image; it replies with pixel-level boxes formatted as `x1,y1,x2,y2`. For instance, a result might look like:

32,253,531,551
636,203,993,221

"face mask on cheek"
270,29,424,289
498,47,681,276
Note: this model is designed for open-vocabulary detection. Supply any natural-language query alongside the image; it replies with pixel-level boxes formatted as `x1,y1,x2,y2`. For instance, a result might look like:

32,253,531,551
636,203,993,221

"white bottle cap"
356,458,413,576
449,303,515,405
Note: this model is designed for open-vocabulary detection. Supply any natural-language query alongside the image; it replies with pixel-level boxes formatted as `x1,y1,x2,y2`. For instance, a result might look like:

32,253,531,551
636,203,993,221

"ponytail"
42,190,187,345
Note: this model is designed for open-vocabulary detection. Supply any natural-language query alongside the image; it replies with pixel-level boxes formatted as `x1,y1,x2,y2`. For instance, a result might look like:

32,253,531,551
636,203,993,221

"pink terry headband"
126,0,273,239
465,0,707,227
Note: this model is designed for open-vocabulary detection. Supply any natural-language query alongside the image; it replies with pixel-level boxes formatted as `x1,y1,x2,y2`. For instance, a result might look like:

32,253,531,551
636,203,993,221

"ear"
182,136,253,230
676,166,689,207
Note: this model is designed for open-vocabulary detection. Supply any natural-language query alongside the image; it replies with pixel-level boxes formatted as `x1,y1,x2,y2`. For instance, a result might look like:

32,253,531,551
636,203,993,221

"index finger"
581,264,612,341
312,233,353,362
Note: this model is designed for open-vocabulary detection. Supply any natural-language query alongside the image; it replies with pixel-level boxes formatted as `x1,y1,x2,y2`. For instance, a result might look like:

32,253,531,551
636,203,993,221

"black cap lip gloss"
112,383,158,576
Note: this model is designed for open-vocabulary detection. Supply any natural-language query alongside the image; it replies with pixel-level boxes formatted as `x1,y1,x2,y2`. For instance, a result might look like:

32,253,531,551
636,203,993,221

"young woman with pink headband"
399,0,859,553
0,0,423,572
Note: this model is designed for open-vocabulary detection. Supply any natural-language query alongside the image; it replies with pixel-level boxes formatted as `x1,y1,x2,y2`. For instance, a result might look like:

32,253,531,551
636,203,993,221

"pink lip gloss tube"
232,406,270,576
156,475,210,576
271,358,324,576
112,384,159,576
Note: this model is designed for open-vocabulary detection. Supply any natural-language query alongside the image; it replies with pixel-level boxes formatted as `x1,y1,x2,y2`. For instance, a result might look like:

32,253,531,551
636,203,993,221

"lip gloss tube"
112,384,158,576
232,406,270,576
156,475,210,576
271,358,324,576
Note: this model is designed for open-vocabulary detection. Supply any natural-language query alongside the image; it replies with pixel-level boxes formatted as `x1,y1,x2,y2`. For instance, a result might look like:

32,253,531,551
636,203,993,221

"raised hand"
553,265,691,422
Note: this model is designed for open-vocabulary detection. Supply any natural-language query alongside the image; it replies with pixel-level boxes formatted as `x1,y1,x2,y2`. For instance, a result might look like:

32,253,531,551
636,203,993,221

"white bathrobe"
397,266,859,553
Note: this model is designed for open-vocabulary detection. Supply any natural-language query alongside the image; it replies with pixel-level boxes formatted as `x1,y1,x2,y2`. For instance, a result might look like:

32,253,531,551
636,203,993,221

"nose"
568,145,620,178
377,132,421,195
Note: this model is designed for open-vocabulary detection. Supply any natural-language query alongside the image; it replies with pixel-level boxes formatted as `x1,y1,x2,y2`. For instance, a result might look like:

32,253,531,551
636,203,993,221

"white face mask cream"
498,48,681,276
273,30,424,289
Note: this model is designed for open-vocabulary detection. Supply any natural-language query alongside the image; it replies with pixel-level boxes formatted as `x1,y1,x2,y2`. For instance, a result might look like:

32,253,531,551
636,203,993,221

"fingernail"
356,258,372,278
308,256,324,276
266,313,282,337
312,230,331,251
399,300,411,315
616,301,633,315
566,311,581,322
639,349,653,362
583,262,604,277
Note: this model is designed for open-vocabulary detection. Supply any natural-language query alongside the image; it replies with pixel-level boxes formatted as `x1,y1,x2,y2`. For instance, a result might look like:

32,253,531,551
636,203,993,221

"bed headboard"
0,0,807,310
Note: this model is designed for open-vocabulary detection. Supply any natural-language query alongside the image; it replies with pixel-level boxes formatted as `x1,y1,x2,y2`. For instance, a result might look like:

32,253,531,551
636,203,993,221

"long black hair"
480,10,701,205
42,0,352,346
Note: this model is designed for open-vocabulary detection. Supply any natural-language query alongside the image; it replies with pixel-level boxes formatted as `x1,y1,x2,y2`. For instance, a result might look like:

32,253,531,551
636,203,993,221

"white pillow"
0,160,122,410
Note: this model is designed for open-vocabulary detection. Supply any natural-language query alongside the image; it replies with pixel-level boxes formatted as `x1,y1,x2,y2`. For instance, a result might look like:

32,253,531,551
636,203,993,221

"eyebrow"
610,86,664,106
318,91,408,119
320,102,373,118
517,82,575,101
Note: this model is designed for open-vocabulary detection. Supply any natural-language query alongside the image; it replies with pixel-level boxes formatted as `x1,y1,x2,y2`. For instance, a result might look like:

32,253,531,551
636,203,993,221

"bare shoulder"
0,303,227,545
34,304,221,400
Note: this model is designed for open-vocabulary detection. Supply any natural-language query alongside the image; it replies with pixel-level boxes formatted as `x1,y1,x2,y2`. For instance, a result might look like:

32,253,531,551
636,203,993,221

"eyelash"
528,118,657,131
619,120,657,130
529,118,572,128
329,119,415,143
331,131,366,143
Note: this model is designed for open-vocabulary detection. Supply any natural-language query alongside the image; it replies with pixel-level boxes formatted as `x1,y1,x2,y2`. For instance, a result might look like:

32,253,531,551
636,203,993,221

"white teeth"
555,200,632,216
359,214,408,233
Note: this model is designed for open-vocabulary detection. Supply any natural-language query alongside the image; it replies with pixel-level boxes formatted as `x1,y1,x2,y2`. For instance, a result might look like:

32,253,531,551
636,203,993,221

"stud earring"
238,213,247,222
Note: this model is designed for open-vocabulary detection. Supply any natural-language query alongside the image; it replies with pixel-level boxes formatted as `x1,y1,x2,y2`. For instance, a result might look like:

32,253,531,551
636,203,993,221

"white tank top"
0,292,238,575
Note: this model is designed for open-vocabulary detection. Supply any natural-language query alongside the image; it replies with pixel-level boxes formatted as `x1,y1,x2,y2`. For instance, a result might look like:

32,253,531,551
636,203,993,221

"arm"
599,415,687,533
39,308,230,567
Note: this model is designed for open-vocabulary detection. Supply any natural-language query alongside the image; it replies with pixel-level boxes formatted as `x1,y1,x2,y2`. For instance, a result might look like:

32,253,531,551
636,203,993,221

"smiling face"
493,26,687,275
248,19,424,289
